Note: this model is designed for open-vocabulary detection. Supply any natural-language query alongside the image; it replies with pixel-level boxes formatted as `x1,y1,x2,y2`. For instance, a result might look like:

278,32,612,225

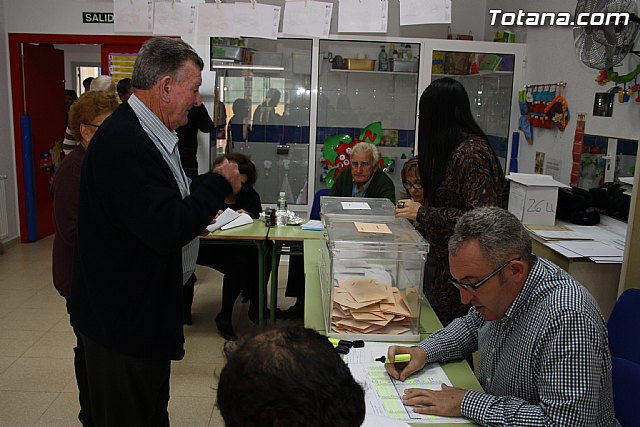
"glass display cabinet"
422,39,526,172
212,37,313,206
315,38,422,202
211,36,525,211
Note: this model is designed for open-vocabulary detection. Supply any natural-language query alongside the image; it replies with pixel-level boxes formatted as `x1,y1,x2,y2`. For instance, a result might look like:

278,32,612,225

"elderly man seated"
329,141,395,202
385,206,618,426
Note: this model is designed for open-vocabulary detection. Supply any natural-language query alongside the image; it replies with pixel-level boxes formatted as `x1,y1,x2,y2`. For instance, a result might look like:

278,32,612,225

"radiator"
0,175,8,239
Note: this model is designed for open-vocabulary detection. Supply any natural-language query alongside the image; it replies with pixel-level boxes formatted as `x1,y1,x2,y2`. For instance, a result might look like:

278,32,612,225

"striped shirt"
129,94,198,285
62,126,78,155
419,256,619,426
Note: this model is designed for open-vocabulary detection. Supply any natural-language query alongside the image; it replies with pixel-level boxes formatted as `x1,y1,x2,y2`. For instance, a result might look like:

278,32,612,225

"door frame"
8,33,150,242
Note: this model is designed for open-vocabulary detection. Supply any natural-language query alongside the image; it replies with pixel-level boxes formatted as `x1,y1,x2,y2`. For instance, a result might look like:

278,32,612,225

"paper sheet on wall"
346,346,468,423
113,0,154,34
283,0,333,38
338,0,388,33
153,0,197,44
196,3,238,43
235,3,281,40
399,0,451,25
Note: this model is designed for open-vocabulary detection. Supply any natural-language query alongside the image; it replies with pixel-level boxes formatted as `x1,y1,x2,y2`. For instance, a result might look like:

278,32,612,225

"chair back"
607,289,640,426
607,289,640,363
309,188,330,220
611,356,640,426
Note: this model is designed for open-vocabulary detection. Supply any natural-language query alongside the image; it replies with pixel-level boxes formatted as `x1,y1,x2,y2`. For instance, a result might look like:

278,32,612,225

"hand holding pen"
384,345,427,381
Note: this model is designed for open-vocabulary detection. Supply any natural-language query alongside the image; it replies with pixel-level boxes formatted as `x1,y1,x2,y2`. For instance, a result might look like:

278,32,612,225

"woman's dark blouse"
414,134,504,326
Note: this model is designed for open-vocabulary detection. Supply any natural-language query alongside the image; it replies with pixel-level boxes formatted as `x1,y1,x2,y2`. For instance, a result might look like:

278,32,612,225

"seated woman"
187,153,264,341
395,157,424,220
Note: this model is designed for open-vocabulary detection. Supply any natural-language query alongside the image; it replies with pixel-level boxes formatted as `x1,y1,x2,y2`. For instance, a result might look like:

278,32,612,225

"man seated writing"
386,206,618,426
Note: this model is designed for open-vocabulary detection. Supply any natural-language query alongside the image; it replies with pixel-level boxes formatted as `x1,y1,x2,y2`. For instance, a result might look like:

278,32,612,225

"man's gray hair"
351,142,380,166
131,37,204,90
448,207,532,266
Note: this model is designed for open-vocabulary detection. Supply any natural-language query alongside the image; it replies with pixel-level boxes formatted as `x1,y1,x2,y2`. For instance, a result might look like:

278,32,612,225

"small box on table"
507,173,569,226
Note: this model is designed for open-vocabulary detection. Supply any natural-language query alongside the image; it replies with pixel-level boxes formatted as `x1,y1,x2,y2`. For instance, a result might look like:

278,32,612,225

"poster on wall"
235,2,281,40
283,0,333,38
196,3,237,43
114,0,154,34
338,0,388,33
399,0,451,25
153,0,197,44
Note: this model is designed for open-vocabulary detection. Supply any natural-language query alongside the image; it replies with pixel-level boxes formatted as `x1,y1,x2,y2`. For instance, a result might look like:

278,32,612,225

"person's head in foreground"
350,142,380,188
131,37,204,131
217,326,365,427
68,91,119,149
448,206,532,321
401,157,423,203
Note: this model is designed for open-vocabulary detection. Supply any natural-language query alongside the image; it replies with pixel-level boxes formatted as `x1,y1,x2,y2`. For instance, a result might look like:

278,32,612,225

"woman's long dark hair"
418,77,499,205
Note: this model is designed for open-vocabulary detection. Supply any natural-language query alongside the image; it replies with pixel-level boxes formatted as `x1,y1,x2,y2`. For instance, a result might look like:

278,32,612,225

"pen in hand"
375,354,411,364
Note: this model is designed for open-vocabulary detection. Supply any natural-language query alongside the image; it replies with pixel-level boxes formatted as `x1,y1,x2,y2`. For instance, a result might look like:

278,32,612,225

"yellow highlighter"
375,354,411,364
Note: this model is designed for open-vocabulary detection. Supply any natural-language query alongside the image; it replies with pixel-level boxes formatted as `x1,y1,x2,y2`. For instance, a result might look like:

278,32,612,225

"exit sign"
83,12,113,24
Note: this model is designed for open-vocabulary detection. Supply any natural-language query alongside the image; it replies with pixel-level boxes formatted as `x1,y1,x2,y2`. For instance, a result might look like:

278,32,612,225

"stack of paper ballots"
332,278,417,335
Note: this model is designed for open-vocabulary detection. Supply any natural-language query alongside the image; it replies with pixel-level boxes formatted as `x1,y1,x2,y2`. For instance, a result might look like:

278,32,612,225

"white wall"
55,44,101,92
487,0,640,183
0,0,19,243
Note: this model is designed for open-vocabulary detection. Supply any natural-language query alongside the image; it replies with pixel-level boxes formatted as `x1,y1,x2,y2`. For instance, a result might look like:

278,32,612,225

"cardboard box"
507,173,569,226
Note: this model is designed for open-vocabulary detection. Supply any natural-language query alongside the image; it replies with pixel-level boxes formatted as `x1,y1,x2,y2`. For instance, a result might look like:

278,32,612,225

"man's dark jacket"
70,102,230,360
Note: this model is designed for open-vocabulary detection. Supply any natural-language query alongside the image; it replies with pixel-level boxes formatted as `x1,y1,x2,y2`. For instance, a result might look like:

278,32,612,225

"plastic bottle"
404,44,413,59
390,43,399,60
377,46,388,72
276,191,288,227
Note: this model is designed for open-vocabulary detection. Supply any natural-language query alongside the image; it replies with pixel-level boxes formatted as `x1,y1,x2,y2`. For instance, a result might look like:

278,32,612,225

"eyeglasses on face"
402,180,423,191
449,257,522,293
84,123,100,129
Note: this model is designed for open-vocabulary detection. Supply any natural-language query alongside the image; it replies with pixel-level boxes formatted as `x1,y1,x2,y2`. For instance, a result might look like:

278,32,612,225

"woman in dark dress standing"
395,78,505,326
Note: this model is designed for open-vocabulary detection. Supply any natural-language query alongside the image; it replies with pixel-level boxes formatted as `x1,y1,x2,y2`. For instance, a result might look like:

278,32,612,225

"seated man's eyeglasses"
449,257,522,293
402,180,423,191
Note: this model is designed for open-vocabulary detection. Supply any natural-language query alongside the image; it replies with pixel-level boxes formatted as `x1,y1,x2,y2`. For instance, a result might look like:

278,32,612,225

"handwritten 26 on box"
507,173,569,226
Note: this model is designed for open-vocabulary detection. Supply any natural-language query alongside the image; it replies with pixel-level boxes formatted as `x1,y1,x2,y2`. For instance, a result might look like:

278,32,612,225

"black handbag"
556,187,600,226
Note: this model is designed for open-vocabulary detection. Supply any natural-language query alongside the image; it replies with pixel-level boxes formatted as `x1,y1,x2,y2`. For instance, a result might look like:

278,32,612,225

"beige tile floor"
0,236,298,426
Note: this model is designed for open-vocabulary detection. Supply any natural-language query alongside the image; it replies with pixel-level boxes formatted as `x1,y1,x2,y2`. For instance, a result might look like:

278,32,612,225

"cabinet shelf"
432,70,513,78
329,68,418,76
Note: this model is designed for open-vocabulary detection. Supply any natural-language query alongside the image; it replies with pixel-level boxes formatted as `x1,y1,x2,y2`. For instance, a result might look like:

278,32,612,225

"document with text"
345,342,469,424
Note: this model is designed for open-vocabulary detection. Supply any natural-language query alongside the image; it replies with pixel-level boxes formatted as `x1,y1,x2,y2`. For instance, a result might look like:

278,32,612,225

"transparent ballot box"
319,217,429,342
319,196,396,225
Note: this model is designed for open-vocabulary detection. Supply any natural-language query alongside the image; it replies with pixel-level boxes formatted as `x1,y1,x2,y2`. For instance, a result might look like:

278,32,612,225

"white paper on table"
362,413,411,427
235,3,281,40
283,0,333,38
153,0,197,44
301,220,324,231
344,341,405,365
590,256,623,264
113,0,154,34
196,3,237,43
555,241,623,257
544,242,584,259
206,208,252,232
348,361,469,423
341,201,371,210
399,0,451,25
528,229,592,241
338,0,388,33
